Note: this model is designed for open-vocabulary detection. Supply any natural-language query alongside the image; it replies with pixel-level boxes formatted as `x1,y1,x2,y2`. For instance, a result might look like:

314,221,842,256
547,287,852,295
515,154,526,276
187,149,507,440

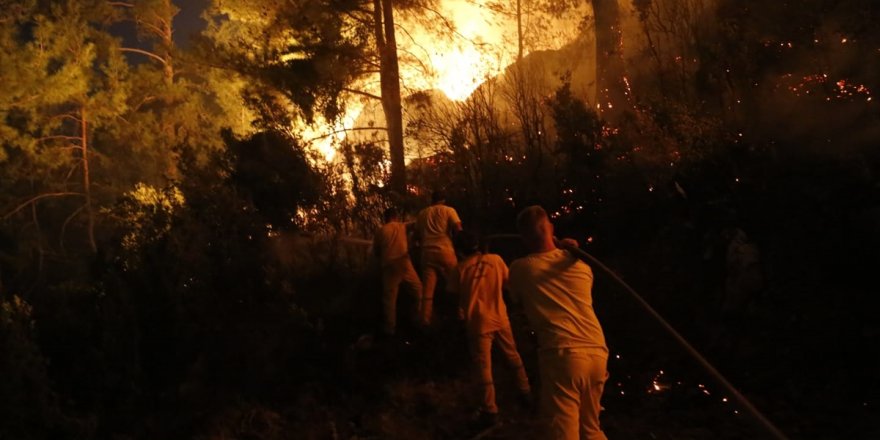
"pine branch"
3,192,84,220
342,87,382,101
120,47,168,65
49,113,83,123
59,204,88,252
37,135,82,143
135,19,168,39
306,126,388,142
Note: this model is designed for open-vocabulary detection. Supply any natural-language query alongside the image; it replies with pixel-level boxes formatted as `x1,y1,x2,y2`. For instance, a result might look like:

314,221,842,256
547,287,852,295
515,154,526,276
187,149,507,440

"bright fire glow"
299,101,365,162
398,0,584,101
300,0,586,161
410,0,506,101
430,45,500,101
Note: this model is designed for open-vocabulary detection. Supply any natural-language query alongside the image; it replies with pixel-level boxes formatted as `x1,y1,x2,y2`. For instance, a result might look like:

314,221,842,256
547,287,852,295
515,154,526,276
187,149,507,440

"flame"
301,0,585,160
398,0,508,101
431,45,500,101
300,101,365,162
397,0,585,100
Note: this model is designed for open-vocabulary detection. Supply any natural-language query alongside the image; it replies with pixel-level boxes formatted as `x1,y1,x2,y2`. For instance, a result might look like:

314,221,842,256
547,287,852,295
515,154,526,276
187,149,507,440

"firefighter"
447,230,531,430
414,189,462,325
509,206,609,440
373,207,423,336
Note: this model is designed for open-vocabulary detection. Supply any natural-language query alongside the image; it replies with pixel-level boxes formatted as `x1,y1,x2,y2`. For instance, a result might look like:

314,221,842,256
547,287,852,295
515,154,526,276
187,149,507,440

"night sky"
113,0,208,52
173,0,209,47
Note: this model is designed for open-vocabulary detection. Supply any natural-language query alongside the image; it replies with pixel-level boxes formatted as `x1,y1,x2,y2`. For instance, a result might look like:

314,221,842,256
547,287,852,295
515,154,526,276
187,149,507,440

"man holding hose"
508,205,609,440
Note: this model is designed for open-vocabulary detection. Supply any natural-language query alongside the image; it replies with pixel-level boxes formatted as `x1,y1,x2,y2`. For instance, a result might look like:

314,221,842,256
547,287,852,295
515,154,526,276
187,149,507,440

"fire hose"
328,230,788,439
482,233,789,440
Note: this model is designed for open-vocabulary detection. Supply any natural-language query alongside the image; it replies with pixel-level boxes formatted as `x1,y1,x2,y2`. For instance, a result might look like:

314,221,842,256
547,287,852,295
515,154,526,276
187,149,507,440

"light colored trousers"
539,348,609,440
470,327,531,413
419,247,456,324
381,256,422,335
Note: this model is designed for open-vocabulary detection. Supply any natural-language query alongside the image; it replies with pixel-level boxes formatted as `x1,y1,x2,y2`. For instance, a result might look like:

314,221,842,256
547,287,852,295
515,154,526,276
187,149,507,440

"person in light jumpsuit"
447,230,531,428
373,207,423,335
508,206,609,440
415,190,462,325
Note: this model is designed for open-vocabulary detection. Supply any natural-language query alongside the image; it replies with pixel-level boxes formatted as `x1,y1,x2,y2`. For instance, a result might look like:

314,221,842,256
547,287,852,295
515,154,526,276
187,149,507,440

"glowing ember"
648,370,670,394
782,73,872,101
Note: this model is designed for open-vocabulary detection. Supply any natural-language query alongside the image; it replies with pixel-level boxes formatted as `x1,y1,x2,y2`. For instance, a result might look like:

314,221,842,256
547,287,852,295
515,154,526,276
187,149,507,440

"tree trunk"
80,105,96,252
592,0,628,121
374,0,406,195
160,1,174,87
516,0,523,62
158,0,178,179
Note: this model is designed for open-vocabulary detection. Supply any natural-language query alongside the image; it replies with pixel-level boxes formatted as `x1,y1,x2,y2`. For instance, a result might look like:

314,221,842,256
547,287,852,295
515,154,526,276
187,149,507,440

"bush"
0,295,58,439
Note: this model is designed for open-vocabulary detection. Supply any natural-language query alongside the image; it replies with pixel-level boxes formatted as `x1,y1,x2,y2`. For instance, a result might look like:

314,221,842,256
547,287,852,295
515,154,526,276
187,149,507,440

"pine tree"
372,0,406,194
202,0,438,195
0,0,129,253
109,0,251,184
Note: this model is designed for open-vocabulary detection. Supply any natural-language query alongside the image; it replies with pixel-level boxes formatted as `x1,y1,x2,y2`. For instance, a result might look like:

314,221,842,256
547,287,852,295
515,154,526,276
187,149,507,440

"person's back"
416,204,460,251
373,208,422,335
509,248,606,354
448,232,530,430
416,190,462,325
453,253,510,336
509,205,609,440
375,220,409,266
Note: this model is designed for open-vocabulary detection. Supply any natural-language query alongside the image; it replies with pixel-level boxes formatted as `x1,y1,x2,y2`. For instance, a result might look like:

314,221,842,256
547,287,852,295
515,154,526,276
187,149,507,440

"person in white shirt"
414,190,462,325
508,205,609,440
373,207,422,335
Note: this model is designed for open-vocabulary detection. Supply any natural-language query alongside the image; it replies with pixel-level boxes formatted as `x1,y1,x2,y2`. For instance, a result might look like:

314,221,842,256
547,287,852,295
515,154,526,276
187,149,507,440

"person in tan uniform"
415,190,462,325
447,230,531,429
508,206,609,440
373,207,423,336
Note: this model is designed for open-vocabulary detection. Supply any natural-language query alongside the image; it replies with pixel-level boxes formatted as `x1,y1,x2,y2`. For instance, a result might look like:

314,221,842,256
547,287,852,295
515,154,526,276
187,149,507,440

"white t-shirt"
416,204,461,251
373,221,409,266
509,248,607,354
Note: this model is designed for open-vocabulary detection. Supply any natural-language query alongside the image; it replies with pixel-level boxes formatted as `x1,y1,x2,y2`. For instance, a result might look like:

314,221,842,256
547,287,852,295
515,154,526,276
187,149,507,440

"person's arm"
554,236,579,250
498,256,513,305
448,207,462,235
499,256,510,288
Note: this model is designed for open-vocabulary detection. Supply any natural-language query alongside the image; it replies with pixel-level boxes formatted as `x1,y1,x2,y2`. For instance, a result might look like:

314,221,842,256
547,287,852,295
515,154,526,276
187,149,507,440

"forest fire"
1,1,878,439
299,0,586,161
430,45,496,101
